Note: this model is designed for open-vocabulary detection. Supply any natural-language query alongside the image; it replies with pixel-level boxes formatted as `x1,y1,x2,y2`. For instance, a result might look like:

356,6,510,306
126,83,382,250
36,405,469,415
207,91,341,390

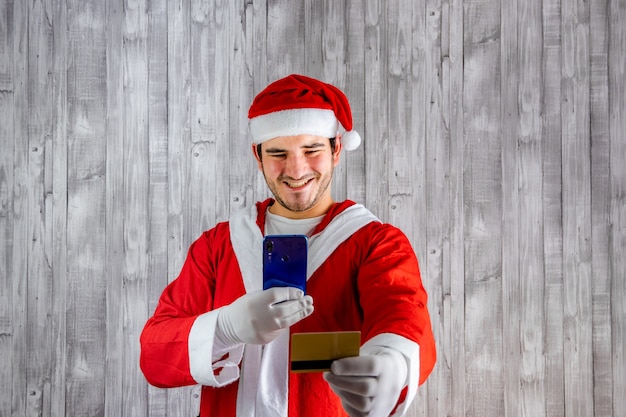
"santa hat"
248,74,362,151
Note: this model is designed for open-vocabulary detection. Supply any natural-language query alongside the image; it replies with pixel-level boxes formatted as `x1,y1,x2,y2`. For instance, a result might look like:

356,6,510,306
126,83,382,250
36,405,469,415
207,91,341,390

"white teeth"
286,179,309,188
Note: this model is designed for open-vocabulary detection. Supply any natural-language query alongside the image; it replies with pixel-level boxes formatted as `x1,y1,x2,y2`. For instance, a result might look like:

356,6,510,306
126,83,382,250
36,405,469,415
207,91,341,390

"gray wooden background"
1,0,624,416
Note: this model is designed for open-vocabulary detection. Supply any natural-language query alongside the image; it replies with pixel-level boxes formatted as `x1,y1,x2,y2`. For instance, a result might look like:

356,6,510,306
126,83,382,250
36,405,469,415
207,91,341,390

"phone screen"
262,235,308,293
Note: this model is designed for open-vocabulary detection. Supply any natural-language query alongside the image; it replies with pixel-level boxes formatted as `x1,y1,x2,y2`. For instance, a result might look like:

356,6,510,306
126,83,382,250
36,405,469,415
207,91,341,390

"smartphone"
262,234,308,293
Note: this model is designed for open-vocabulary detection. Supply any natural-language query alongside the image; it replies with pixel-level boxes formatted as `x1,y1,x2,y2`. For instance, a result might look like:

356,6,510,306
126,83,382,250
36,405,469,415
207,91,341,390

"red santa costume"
140,74,436,416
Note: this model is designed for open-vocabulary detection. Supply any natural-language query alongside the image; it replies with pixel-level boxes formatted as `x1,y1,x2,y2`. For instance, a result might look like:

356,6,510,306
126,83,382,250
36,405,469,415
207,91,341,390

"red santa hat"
248,74,362,151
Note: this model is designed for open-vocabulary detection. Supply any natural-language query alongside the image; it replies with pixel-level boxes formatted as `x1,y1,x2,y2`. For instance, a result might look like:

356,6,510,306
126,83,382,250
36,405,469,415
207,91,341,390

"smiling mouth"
284,178,313,188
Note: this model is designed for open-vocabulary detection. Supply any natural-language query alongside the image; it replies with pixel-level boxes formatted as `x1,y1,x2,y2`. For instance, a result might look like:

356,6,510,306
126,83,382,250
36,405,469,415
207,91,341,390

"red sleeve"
357,224,437,385
139,229,219,388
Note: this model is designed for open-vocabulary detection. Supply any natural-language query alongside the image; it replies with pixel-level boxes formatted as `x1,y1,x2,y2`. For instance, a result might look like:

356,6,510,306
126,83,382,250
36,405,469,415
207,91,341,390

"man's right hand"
217,287,314,345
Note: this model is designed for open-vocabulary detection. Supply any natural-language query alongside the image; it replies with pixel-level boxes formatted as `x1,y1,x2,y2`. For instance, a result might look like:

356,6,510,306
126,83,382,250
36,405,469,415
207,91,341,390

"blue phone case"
263,235,308,293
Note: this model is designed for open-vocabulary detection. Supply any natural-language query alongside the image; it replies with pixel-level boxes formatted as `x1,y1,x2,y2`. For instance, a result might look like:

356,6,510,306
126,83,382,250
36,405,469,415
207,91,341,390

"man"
140,74,436,416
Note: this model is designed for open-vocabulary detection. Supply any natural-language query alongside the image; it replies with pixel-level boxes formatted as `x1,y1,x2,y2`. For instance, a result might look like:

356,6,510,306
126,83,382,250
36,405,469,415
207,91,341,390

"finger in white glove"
323,347,407,417
217,287,314,346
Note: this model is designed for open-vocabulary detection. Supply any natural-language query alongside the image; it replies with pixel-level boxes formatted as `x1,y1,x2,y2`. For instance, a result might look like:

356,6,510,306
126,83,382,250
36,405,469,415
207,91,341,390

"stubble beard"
263,165,334,213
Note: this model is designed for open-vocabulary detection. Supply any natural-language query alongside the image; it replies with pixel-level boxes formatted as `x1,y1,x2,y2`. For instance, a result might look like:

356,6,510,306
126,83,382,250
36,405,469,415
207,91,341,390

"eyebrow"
264,142,327,154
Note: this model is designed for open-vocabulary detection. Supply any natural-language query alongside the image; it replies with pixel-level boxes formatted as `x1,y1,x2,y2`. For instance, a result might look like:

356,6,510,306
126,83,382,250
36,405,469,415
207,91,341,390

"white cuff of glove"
188,310,244,386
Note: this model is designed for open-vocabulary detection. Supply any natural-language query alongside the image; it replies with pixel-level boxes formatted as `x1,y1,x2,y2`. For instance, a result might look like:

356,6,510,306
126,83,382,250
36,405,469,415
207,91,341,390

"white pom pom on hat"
340,130,362,151
248,74,362,151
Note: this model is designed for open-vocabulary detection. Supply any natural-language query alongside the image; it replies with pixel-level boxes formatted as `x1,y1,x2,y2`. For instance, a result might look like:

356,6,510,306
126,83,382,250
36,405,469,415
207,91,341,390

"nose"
284,152,309,179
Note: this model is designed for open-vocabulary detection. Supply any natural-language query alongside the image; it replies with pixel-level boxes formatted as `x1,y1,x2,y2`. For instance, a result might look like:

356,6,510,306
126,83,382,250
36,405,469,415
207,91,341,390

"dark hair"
256,137,336,161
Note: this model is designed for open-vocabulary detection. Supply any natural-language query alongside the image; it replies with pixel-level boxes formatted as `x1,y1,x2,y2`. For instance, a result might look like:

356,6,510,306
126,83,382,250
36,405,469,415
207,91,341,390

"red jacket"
140,200,436,416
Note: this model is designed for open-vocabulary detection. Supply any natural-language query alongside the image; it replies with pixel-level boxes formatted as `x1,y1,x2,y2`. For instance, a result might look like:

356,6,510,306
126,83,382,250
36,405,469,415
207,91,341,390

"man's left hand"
323,348,407,417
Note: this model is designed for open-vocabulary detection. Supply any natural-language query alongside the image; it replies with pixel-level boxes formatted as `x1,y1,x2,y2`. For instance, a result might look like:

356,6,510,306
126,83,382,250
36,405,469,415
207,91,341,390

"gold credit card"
290,331,361,373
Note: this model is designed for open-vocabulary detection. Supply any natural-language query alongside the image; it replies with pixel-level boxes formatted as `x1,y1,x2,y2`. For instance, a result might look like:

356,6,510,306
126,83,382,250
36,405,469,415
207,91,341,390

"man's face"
254,134,341,219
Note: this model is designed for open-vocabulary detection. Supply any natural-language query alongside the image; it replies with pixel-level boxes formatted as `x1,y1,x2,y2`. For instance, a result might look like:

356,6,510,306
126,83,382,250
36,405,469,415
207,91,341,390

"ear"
333,134,343,167
252,144,263,170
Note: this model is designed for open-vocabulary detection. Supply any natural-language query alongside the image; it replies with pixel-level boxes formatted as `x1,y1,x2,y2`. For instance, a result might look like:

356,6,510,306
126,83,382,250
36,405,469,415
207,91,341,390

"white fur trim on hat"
250,108,339,144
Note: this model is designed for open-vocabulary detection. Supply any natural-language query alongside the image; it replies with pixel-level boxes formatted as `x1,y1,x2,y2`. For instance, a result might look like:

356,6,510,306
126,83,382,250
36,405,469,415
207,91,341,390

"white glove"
324,347,407,417
217,287,313,345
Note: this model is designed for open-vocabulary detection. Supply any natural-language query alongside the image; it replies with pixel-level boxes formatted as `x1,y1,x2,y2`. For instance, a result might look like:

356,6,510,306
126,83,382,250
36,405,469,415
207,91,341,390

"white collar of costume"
228,202,379,417
229,203,380,293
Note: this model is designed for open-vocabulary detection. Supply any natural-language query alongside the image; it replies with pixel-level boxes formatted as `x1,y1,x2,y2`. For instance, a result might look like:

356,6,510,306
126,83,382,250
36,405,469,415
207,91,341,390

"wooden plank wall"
0,1,624,416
